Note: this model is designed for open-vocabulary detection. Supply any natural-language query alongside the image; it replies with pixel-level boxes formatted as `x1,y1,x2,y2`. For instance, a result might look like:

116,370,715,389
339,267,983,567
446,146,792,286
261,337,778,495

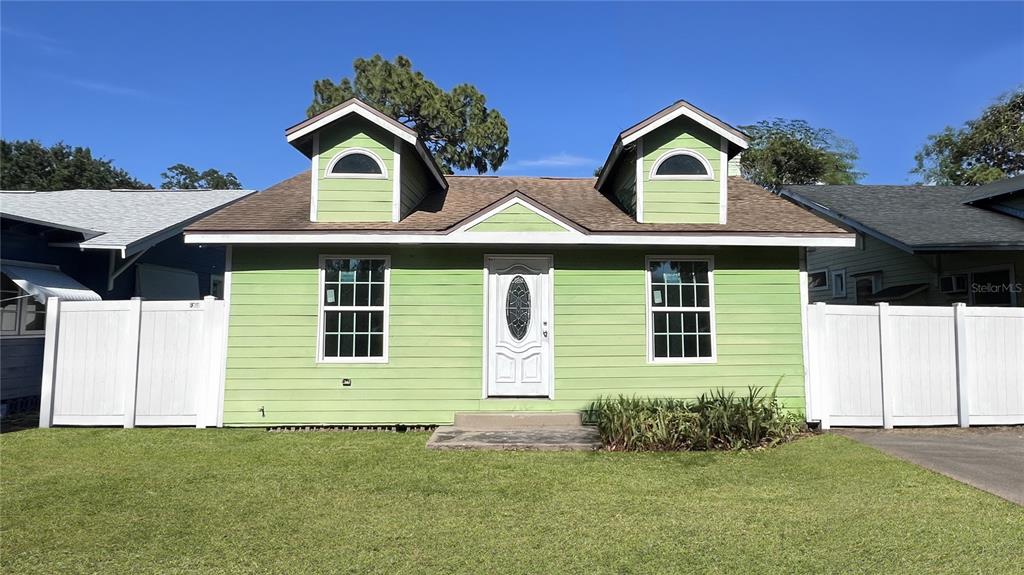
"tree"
309,55,509,174
160,164,243,189
912,89,1024,185
0,139,149,190
737,119,862,191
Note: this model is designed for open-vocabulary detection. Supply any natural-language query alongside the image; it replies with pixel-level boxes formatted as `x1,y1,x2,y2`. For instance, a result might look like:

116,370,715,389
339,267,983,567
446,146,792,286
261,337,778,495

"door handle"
543,320,549,338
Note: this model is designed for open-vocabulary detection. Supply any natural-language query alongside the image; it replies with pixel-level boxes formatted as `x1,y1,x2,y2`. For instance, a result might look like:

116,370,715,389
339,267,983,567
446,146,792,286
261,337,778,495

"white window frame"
649,149,715,181
645,255,717,364
316,255,391,364
323,147,388,180
831,269,847,298
852,271,882,305
808,268,830,292
0,279,45,338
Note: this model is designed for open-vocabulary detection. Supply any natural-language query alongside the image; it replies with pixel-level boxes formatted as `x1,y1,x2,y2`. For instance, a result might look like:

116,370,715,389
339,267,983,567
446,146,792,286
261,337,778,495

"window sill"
647,356,718,365
316,356,389,365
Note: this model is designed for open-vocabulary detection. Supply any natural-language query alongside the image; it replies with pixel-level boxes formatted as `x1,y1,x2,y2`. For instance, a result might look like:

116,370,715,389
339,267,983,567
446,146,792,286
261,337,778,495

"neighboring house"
0,188,254,411
184,98,853,427
781,176,1024,307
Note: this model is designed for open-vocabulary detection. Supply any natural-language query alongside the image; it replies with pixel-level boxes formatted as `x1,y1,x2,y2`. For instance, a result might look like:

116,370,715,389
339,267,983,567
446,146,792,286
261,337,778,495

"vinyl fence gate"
805,302,1024,429
38,297,226,428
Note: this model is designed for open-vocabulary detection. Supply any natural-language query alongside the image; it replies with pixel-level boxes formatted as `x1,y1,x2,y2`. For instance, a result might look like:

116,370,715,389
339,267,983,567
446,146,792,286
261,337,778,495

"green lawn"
2,429,1021,574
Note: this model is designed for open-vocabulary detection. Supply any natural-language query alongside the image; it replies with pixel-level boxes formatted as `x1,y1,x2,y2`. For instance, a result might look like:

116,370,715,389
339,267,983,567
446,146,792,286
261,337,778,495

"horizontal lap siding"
399,142,430,218
0,337,45,401
224,247,805,425
555,249,805,408
642,118,721,224
466,204,568,232
316,119,394,222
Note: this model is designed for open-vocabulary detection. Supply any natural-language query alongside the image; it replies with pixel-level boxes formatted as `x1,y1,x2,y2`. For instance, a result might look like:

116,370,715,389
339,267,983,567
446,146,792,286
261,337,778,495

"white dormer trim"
621,102,749,149
392,136,402,223
309,133,319,222
288,102,417,146
649,149,714,181
323,148,388,180
719,137,728,225
635,139,645,223
453,196,581,234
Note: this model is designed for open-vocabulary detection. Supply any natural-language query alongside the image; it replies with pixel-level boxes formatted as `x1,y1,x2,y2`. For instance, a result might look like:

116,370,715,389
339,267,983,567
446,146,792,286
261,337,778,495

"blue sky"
2,2,1021,189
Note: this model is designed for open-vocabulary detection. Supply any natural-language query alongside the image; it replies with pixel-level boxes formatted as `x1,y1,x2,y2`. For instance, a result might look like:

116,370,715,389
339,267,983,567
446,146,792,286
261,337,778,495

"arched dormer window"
650,149,714,181
324,148,388,179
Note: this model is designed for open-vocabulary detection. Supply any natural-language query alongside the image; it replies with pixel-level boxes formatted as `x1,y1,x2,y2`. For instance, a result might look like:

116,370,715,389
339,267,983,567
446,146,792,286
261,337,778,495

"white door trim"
482,254,555,399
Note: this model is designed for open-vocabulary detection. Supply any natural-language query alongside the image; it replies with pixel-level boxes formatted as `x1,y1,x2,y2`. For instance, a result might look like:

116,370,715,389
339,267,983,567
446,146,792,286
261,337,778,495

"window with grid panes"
320,258,388,359
648,259,715,360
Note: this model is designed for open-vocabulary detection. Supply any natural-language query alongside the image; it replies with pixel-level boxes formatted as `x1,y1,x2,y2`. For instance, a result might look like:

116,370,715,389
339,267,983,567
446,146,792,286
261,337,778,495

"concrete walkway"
426,426,601,451
836,427,1024,505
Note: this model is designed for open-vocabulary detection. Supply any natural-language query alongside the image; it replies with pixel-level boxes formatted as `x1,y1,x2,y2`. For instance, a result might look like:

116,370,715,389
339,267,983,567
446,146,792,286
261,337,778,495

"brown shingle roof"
188,172,847,235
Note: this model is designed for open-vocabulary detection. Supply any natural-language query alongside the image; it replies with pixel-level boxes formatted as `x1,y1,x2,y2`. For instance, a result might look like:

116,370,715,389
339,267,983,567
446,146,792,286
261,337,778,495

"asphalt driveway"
836,427,1024,505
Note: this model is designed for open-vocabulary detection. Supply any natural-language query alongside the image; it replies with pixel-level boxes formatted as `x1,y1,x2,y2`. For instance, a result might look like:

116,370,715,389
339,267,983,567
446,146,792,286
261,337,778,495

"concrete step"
426,426,601,451
452,411,583,430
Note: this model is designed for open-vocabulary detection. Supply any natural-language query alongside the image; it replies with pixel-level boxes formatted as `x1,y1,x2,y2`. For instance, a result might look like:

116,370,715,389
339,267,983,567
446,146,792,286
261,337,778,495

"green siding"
316,118,394,222
399,141,430,218
465,203,569,232
642,117,722,224
610,151,637,216
224,246,806,425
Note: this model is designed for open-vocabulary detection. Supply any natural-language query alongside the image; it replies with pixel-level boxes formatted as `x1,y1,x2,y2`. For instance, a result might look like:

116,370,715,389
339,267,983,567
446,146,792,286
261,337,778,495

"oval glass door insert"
505,275,531,340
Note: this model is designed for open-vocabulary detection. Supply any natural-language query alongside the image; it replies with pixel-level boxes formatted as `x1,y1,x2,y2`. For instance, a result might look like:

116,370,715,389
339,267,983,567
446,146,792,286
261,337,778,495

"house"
1,188,254,412
781,177,1024,307
184,98,854,426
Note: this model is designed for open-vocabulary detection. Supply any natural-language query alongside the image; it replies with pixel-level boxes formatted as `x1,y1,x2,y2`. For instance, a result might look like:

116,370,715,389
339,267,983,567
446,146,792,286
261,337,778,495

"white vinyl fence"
806,303,1024,429
38,297,226,428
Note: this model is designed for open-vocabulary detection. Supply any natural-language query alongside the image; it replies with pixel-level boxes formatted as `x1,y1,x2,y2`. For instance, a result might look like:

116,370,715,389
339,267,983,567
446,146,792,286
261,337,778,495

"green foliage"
0,139,149,191
309,55,509,174
160,163,243,189
586,386,804,451
913,88,1024,185
738,119,862,191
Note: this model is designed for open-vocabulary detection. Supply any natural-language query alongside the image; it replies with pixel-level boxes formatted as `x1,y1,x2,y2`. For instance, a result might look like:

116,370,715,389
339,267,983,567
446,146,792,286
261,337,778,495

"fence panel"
964,307,1024,425
807,303,1024,429
40,297,225,428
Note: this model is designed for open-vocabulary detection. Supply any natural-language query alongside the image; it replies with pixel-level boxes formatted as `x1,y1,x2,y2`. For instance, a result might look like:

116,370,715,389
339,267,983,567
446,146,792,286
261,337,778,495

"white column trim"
392,135,402,222
719,136,728,224
635,139,645,223
309,133,320,222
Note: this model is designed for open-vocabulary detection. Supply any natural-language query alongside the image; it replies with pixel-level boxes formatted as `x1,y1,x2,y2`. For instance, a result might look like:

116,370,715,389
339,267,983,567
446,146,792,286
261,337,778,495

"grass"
2,429,1021,574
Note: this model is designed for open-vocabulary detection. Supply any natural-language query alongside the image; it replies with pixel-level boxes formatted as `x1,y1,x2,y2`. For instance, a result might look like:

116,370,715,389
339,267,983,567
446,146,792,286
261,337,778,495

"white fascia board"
287,103,416,146
621,104,749,150
454,196,581,234
185,231,856,248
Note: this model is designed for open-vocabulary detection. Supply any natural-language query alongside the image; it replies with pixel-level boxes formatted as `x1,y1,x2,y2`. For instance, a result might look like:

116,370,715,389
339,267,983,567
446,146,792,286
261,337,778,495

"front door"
486,256,552,397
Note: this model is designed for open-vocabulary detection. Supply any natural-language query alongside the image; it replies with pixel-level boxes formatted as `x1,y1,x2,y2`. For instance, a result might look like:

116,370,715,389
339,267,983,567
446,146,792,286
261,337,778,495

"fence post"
197,296,219,429
38,297,61,428
123,297,143,429
811,302,831,430
877,302,895,429
953,303,970,428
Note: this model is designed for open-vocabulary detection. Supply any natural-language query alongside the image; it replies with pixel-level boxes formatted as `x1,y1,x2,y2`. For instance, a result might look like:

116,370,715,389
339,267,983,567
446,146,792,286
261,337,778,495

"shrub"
585,387,804,451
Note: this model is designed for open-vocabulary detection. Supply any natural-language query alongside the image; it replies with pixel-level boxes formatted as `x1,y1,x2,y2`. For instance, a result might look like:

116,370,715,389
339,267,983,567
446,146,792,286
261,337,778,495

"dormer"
285,98,447,223
596,100,748,224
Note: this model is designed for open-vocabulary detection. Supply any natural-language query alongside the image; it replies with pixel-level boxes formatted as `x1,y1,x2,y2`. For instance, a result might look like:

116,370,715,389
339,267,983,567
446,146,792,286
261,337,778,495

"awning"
866,283,930,303
1,264,101,304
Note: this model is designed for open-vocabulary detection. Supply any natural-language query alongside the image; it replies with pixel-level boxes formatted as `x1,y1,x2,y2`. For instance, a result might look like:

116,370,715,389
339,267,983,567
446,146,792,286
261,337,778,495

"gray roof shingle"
1,188,254,254
782,184,1024,251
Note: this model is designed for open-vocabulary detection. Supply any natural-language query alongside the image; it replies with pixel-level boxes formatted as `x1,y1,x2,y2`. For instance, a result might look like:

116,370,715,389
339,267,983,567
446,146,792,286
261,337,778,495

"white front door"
486,256,552,397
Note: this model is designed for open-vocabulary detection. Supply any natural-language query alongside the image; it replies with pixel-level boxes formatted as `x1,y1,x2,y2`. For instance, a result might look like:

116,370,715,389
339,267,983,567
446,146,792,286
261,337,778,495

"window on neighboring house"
831,269,846,298
325,149,387,178
319,257,389,362
854,272,882,305
647,258,716,362
808,269,829,291
1,274,46,336
969,266,1015,306
650,149,714,180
